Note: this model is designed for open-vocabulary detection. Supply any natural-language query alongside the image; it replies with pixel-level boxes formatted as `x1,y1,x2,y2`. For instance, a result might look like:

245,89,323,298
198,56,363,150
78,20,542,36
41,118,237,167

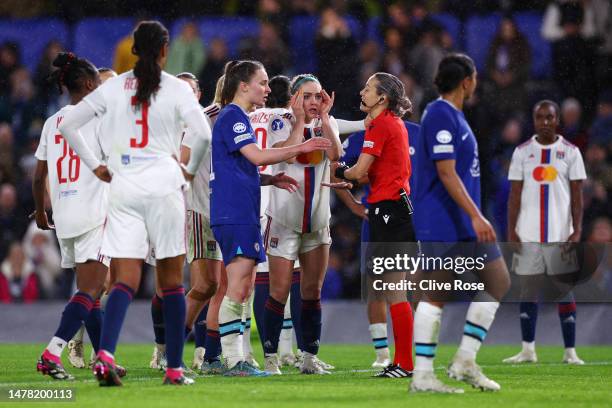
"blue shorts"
419,239,502,271
211,225,266,266
361,219,370,243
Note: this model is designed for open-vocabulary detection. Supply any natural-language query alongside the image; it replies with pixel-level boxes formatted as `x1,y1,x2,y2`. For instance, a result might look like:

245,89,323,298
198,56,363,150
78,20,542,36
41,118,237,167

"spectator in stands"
291,0,317,15
409,21,446,93
542,0,597,41
239,21,289,77
587,217,612,243
358,40,381,86
0,242,39,303
258,0,289,42
315,7,359,118
198,38,228,105
0,123,15,184
589,90,612,148
112,23,138,74
380,27,410,78
560,97,588,150
0,42,20,96
166,21,206,76
21,221,61,298
399,72,424,120
381,3,418,51
484,17,531,122
0,183,28,261
9,67,39,145
551,1,598,116
592,0,612,88
33,40,64,117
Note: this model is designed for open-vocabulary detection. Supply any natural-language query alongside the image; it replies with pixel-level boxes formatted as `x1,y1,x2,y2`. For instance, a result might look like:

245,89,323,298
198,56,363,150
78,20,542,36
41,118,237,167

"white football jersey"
83,70,202,197
266,115,337,233
35,105,108,238
508,135,587,242
182,103,220,215
249,107,292,220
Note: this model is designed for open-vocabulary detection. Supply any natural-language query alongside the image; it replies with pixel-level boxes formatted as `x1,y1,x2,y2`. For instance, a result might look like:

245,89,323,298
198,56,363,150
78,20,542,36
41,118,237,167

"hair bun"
52,52,76,69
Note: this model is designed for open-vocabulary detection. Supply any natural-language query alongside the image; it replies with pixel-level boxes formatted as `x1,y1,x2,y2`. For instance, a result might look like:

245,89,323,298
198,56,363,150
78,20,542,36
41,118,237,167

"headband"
291,75,319,94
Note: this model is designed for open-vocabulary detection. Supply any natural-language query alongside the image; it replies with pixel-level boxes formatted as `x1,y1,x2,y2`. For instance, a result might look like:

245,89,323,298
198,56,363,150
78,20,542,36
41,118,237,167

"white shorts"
512,243,579,276
186,210,222,263
263,215,331,262
102,184,186,260
58,223,109,269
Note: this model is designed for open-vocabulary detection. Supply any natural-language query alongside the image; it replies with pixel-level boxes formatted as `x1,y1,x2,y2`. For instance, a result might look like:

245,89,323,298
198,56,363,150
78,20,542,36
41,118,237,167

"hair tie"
291,75,319,94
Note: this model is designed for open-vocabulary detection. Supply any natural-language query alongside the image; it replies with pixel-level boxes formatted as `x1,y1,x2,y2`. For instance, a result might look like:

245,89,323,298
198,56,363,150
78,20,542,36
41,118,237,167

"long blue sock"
519,302,538,342
194,305,208,348
54,291,94,341
558,301,576,348
162,286,186,369
151,294,165,345
204,329,221,362
253,272,269,348
290,276,303,350
100,283,134,354
84,298,102,352
301,299,321,355
262,296,285,354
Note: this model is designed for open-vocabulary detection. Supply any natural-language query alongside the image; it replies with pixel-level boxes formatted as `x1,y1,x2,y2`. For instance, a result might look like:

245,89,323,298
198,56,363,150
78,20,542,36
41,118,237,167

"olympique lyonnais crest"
556,150,565,159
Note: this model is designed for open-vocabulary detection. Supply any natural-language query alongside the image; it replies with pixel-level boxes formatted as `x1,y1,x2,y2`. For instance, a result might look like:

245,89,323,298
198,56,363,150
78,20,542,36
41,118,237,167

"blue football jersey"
412,99,481,241
210,104,261,227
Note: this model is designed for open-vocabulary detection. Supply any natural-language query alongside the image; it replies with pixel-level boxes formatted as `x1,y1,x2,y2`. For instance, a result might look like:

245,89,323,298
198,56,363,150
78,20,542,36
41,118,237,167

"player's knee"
301,284,321,300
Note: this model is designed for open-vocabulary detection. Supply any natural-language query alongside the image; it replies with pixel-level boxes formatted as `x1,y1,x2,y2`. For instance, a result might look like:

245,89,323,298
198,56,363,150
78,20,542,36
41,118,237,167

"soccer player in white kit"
58,21,211,386
34,52,109,381
260,74,342,375
505,100,587,365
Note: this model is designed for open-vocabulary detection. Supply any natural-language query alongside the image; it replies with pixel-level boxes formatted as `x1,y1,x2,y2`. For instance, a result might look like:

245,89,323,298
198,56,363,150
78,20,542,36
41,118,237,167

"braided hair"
49,52,98,95
132,20,169,106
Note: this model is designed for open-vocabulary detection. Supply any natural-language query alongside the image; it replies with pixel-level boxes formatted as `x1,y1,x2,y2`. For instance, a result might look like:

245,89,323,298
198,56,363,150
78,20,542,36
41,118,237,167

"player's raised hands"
93,165,112,183
299,137,332,154
269,172,299,193
320,89,335,116
291,89,305,123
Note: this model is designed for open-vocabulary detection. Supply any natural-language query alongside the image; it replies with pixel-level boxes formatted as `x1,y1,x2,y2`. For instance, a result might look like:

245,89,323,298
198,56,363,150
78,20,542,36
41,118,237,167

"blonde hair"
214,74,225,105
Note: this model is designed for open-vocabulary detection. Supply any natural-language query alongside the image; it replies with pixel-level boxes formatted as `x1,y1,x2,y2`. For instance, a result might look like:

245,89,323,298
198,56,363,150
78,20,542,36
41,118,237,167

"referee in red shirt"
335,72,415,377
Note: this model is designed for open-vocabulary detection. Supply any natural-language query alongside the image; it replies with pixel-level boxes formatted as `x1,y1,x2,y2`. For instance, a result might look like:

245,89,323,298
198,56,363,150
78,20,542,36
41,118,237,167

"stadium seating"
0,18,68,72
465,13,503,73
514,12,552,79
73,18,135,68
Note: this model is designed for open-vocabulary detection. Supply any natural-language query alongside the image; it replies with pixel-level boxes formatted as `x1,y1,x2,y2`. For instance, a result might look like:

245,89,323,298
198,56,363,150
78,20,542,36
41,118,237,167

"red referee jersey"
361,110,411,203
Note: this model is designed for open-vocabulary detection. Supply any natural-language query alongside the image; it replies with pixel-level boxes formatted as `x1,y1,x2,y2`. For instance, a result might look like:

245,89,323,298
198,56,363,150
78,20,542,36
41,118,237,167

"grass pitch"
0,344,611,408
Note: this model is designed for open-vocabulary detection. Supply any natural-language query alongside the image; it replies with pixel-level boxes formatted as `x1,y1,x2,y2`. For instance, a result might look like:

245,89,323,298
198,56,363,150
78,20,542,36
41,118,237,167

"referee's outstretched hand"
472,214,497,243
269,172,299,193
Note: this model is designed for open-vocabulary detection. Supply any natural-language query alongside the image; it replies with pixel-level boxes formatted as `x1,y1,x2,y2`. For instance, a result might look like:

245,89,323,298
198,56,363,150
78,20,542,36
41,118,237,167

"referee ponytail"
372,72,412,117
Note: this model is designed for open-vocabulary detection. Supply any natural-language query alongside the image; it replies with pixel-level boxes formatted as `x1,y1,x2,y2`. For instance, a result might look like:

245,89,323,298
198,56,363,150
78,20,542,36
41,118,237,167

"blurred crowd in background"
0,0,610,302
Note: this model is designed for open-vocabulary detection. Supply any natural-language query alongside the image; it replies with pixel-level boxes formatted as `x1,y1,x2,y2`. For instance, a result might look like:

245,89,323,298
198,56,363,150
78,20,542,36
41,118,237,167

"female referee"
335,72,416,378
210,60,331,376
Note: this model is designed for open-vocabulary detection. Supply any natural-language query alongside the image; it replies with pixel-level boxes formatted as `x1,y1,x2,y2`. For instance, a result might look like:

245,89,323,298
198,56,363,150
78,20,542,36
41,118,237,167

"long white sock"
368,323,390,360
219,296,244,369
242,293,253,356
46,336,68,357
413,302,443,373
457,301,500,361
71,324,85,342
279,294,294,356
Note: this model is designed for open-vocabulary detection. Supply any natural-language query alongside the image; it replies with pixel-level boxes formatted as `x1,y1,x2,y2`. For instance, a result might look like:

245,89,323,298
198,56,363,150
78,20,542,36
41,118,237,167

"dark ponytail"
266,75,291,108
132,20,169,106
434,53,476,94
220,60,264,107
49,52,98,95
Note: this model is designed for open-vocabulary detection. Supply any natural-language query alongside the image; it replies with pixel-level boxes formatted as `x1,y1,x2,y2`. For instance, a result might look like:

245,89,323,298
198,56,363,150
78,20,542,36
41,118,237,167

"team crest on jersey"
254,242,260,252
207,241,217,251
556,150,565,159
270,237,279,248
271,118,283,131
314,128,322,137
121,154,130,165
436,130,453,144
233,122,247,133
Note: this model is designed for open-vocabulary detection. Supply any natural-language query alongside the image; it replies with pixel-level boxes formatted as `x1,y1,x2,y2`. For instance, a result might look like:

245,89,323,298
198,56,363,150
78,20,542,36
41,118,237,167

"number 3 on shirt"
130,96,149,148
254,127,267,172
54,134,80,183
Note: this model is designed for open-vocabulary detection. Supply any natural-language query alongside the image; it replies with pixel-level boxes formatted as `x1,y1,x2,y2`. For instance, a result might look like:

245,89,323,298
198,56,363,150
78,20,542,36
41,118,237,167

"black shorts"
368,199,416,243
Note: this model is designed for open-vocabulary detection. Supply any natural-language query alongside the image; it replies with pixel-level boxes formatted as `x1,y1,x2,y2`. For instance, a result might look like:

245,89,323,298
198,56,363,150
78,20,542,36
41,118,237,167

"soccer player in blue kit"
334,120,420,375
410,54,510,393
210,60,331,376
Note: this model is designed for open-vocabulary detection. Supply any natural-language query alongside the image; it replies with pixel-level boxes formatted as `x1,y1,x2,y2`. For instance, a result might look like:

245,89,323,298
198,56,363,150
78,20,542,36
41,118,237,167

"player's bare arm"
32,159,54,230
508,180,523,244
435,159,496,243
568,179,584,242
240,137,331,166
